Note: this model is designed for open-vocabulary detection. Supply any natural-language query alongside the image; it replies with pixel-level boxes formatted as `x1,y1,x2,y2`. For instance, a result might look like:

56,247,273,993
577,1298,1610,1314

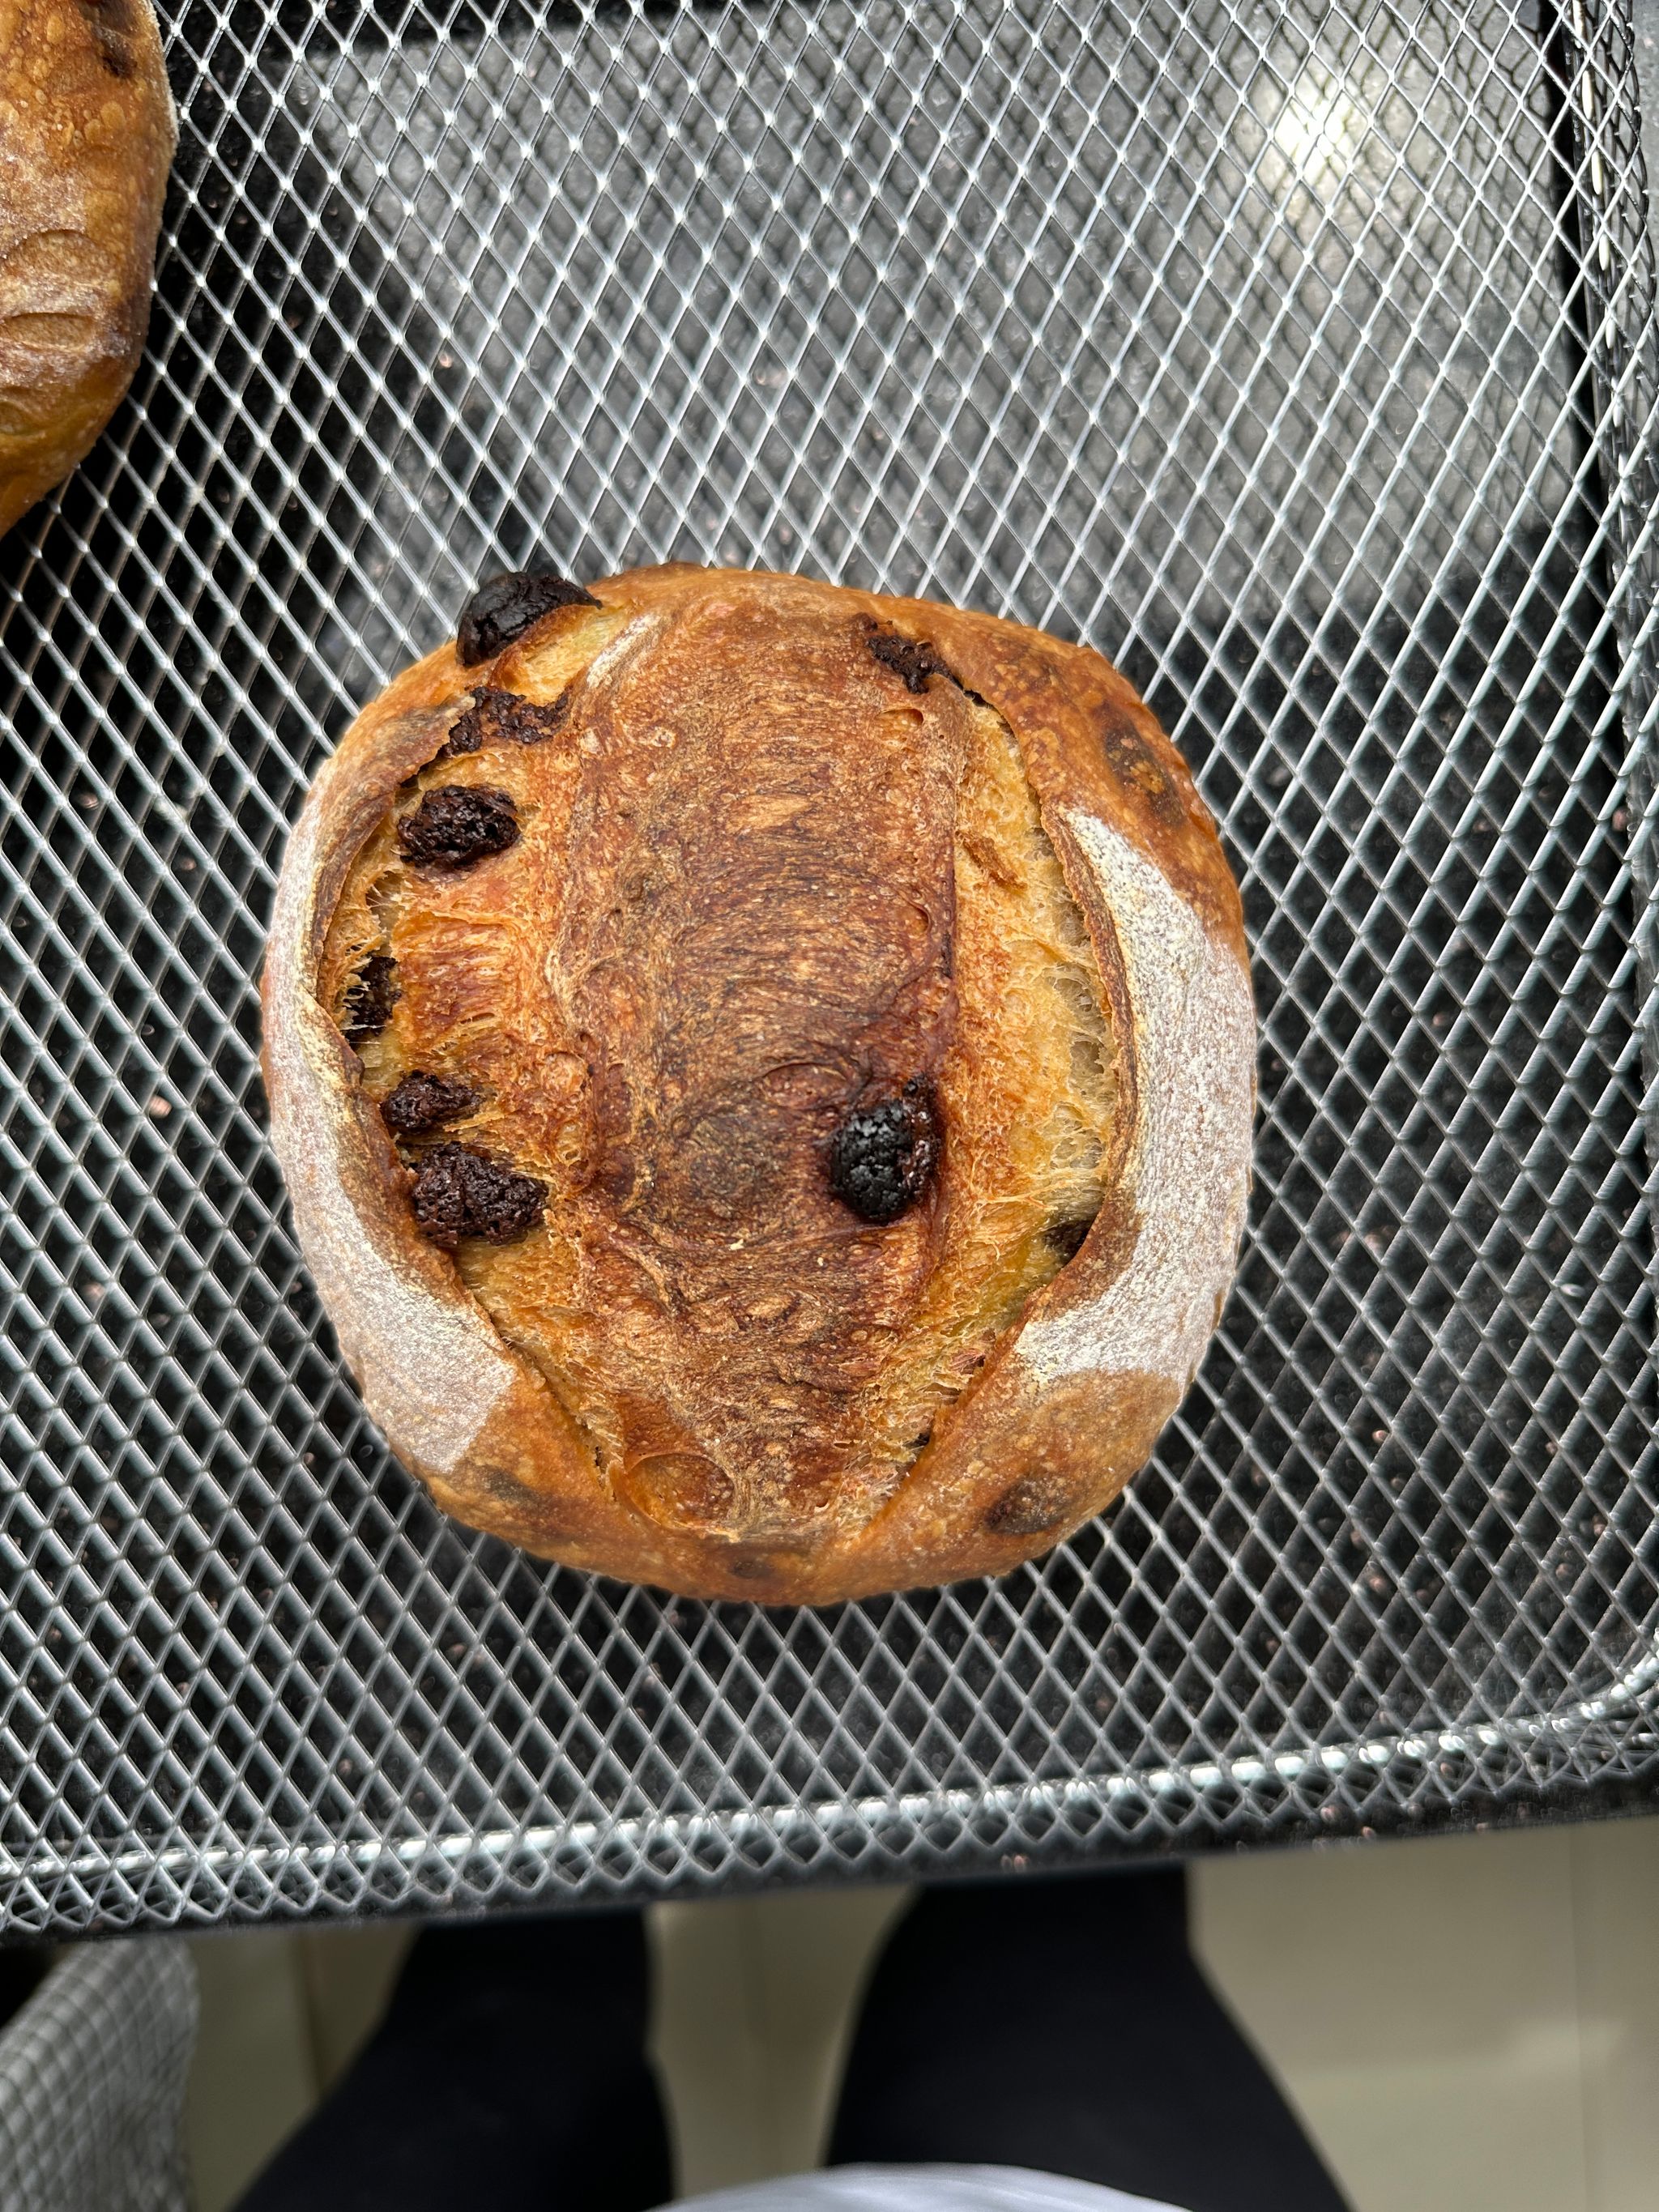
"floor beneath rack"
185,1813,1659,2212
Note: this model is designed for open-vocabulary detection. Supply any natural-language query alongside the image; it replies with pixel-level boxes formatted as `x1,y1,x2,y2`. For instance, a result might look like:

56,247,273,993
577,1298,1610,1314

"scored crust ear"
262,565,1254,1604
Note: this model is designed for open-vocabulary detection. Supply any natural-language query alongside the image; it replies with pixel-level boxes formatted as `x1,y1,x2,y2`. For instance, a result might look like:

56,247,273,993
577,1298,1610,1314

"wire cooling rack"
0,0,1657,1935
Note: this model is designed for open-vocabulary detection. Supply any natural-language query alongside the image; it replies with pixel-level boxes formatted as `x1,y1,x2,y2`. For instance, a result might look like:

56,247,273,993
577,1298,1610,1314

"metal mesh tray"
2,0,1657,1934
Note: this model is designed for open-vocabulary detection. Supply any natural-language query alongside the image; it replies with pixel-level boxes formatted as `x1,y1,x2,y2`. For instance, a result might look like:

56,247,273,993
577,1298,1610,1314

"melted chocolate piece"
864,620,957,694
397,785,519,870
436,715,482,759
381,1070,479,1137
341,953,399,1041
456,569,599,665
441,686,571,757
826,1078,940,1224
410,1143,547,1249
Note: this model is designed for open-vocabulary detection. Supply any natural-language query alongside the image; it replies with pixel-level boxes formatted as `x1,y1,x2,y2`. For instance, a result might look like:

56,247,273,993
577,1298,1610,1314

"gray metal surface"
0,1942,195,2210
0,0,1657,1936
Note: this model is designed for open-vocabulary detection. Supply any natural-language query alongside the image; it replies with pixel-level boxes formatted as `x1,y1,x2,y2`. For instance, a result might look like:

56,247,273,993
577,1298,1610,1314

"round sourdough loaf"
262,564,1255,1603
0,0,175,539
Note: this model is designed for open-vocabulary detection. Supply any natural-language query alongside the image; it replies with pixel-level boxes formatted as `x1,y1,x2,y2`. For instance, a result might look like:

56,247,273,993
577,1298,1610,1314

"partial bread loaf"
0,0,175,539
262,565,1255,1603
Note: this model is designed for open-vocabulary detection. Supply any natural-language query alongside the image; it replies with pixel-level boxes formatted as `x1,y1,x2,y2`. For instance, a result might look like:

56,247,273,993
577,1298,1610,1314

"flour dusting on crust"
265,773,518,1473
1015,809,1254,1391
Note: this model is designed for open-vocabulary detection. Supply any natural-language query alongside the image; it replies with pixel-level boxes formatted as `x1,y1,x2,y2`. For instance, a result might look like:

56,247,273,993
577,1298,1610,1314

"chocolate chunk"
341,953,399,1042
381,1071,479,1137
410,1143,547,1249
1044,1213,1098,1264
827,1077,940,1224
397,785,519,870
864,620,957,694
456,569,599,666
441,686,571,757
436,714,483,758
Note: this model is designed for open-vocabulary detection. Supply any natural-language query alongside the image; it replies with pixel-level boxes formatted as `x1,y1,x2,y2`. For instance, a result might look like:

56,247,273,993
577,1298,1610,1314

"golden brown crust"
0,0,175,538
262,565,1254,1602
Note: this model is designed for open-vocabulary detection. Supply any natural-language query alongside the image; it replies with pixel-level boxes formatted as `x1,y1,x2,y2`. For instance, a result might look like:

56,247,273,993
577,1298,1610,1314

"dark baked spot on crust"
864,620,958,694
465,1464,581,1546
827,1077,940,1224
726,1553,779,1584
78,0,136,75
398,785,519,870
983,1471,1074,1538
410,1143,547,1249
1044,1213,1098,1264
381,1070,479,1137
457,569,600,665
1094,707,1186,827
442,687,572,757
341,953,399,1041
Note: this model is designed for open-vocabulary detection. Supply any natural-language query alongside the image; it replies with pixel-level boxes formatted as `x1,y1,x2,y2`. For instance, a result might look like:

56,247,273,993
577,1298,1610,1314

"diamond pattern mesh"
1,0,1657,1933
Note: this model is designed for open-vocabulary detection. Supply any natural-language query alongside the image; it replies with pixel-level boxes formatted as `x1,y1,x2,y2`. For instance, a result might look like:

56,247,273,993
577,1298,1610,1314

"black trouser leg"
829,1869,1350,2212
236,1909,672,2212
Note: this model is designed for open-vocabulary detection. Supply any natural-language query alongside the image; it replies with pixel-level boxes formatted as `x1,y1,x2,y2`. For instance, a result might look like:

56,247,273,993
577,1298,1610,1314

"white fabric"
675,2163,1187,2212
